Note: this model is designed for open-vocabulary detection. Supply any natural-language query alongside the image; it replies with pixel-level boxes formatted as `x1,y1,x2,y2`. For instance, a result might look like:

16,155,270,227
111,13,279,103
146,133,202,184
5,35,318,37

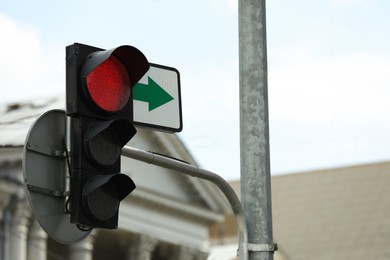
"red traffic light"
66,43,150,120
66,43,149,229
81,44,149,114
85,55,131,112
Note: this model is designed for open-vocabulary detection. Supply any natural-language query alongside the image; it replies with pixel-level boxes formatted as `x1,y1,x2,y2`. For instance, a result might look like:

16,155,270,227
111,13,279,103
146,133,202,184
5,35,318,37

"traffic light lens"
86,56,131,112
86,126,121,166
85,181,119,222
82,173,136,224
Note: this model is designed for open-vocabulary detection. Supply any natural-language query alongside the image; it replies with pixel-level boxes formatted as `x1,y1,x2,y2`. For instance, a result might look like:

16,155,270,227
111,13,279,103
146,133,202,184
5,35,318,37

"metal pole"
239,0,275,259
121,146,248,260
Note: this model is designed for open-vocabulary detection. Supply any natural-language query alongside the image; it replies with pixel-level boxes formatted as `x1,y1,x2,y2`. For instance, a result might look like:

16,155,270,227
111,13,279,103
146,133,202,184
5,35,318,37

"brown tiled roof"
212,161,390,259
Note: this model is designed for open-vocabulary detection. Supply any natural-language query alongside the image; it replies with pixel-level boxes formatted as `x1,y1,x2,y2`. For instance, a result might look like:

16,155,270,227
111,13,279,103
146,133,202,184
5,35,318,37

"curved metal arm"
121,146,248,260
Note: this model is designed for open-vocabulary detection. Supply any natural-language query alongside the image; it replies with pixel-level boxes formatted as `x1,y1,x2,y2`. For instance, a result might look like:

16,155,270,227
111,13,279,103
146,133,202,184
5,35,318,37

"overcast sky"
1,0,389,180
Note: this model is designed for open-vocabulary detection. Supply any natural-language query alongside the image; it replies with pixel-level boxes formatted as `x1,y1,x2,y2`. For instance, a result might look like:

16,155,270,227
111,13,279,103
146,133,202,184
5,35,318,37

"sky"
0,0,389,181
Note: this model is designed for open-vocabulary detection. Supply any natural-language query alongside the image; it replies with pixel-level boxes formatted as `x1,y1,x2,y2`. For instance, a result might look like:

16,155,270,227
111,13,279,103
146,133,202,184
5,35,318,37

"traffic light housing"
66,43,149,229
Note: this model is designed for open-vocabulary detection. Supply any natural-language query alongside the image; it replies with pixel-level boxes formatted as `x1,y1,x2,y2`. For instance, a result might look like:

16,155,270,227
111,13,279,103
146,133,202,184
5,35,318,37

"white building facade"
0,98,230,260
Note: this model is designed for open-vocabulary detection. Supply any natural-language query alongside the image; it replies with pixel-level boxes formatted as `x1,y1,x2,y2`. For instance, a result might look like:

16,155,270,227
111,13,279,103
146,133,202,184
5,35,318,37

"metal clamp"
27,184,69,198
26,142,66,158
247,243,278,252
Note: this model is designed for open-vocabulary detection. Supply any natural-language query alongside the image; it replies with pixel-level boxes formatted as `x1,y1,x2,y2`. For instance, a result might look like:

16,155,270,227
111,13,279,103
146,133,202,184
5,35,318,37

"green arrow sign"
133,77,174,111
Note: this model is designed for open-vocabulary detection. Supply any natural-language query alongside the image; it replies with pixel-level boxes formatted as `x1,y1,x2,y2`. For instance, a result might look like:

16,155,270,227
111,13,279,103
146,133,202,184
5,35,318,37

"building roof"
215,161,390,259
272,162,390,260
0,97,63,147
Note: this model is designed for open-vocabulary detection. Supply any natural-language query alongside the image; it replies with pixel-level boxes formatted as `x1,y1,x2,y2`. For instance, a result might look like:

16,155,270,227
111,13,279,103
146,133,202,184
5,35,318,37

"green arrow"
133,77,174,111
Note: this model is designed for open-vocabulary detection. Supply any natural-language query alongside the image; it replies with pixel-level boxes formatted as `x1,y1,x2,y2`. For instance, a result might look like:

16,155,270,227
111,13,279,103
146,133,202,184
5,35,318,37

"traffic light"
66,43,149,229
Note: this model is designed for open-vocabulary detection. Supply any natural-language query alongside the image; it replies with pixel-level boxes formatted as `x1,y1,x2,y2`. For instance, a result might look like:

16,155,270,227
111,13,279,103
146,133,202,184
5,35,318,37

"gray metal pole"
239,0,275,259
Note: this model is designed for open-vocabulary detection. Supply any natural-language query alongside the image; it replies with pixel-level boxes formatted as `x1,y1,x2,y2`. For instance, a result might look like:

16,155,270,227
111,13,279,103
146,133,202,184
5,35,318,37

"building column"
126,234,158,260
69,231,96,260
194,250,209,260
27,219,47,260
0,211,4,260
0,214,4,260
171,246,209,260
9,202,31,260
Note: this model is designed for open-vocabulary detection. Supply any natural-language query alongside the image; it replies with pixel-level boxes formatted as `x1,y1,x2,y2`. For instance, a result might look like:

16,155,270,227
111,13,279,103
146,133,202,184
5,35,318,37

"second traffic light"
66,43,149,229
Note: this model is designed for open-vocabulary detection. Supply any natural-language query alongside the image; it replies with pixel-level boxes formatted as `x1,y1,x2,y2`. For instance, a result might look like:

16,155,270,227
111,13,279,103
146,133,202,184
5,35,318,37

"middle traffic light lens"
86,56,131,112
86,126,121,166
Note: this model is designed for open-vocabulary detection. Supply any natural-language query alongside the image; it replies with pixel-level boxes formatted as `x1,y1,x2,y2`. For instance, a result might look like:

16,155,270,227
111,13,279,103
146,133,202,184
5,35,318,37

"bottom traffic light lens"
85,181,119,222
82,174,136,224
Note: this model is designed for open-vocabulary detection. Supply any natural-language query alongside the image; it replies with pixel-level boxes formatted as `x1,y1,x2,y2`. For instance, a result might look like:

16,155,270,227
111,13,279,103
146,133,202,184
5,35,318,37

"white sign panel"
133,63,182,132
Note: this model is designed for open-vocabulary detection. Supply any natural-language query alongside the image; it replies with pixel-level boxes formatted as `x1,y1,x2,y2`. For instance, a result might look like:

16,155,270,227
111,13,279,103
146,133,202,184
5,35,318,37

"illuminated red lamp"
85,56,131,112
66,43,150,121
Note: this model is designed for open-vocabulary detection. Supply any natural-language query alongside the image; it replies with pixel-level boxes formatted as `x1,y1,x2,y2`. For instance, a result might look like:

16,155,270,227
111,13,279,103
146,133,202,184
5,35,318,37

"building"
0,97,231,260
210,161,390,259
